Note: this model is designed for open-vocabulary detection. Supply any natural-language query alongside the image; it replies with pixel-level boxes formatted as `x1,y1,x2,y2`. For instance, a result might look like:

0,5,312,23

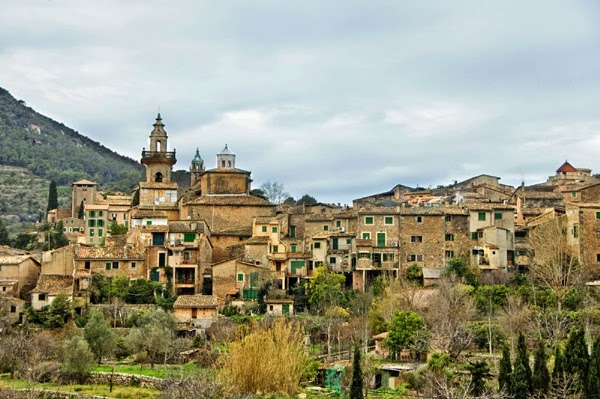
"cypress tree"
551,345,565,390
468,360,490,397
498,344,512,393
516,333,533,393
532,341,550,395
511,361,530,399
564,328,589,393
77,200,85,219
47,179,58,211
0,218,10,246
350,344,364,399
587,335,600,396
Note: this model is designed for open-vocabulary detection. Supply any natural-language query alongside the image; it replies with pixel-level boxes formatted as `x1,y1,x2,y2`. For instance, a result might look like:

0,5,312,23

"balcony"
268,252,288,261
141,150,176,164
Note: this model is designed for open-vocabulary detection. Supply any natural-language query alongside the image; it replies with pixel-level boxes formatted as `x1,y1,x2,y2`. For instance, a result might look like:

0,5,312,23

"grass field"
94,363,199,378
0,377,160,398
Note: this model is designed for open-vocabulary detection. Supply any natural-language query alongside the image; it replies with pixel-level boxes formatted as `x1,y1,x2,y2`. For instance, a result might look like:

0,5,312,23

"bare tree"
528,216,585,311
498,294,533,352
259,181,289,205
426,279,476,361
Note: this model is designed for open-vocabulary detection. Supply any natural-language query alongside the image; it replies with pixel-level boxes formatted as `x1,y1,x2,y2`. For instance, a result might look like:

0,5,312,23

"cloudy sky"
1,1,599,204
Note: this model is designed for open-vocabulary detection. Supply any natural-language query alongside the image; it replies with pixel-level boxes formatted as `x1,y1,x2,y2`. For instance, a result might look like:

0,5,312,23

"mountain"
0,87,144,230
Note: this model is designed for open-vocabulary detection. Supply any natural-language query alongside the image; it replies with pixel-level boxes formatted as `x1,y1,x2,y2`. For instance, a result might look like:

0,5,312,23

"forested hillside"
0,87,144,230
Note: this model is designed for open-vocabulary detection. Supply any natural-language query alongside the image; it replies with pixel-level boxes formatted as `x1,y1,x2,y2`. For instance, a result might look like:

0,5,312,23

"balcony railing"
141,150,176,160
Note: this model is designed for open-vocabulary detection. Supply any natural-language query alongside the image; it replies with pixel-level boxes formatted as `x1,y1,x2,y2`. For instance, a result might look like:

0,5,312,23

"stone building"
71,179,97,218
211,258,274,305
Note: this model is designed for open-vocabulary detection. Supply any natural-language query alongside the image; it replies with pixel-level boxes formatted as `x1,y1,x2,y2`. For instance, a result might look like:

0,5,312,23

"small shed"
422,267,443,286
265,298,294,316
173,295,218,323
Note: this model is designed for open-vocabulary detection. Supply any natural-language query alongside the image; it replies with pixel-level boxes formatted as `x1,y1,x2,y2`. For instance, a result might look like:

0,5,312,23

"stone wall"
89,371,162,389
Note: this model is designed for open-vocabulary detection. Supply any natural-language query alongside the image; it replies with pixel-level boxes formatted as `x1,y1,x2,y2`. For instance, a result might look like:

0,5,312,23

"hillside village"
3,114,600,397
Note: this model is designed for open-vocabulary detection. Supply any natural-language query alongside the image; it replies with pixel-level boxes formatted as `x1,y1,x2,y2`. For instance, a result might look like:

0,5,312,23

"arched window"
156,140,162,152
155,172,163,182
228,160,232,167
222,161,225,167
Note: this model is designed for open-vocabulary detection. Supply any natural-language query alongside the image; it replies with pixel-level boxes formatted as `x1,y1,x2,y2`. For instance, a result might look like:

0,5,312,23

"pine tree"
350,344,364,399
498,344,512,394
532,341,550,395
77,200,85,219
47,179,58,211
516,333,533,394
564,328,589,393
587,335,600,396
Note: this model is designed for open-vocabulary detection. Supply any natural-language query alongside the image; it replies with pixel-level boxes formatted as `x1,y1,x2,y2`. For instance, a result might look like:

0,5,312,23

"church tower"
217,144,235,169
141,113,176,183
190,148,204,185
138,114,178,208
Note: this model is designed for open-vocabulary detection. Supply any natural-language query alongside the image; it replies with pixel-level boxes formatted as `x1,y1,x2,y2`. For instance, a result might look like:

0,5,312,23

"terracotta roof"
521,191,564,199
130,209,167,218
72,179,97,186
173,295,217,309
265,298,294,304
32,275,72,294
212,227,252,236
186,194,272,206
0,255,36,265
463,201,515,211
557,161,578,173
168,221,208,233
76,244,144,260
138,225,169,233
245,236,270,245
358,206,468,216
202,168,250,175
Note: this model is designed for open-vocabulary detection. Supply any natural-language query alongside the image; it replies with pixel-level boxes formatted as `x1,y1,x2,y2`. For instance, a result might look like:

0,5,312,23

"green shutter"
478,212,486,221
262,226,267,232
291,260,305,274
471,232,478,240
184,233,195,242
494,212,502,220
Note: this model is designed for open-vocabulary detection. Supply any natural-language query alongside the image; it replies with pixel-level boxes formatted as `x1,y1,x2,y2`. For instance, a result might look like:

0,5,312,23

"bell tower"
190,148,204,185
141,113,177,183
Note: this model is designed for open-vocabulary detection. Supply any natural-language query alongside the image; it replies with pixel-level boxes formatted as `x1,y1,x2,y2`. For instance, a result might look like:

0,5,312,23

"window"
39,293,46,301
471,232,478,240
183,251,190,260
572,192,577,198
84,261,90,270
131,262,136,269
359,252,371,259
111,213,117,220
291,245,297,253
596,212,600,220
272,227,277,233
97,220,104,227
88,219,96,227
146,220,152,225
346,239,352,244
407,254,423,262
323,225,329,231
478,212,486,221
184,233,195,242
336,220,341,228
98,229,103,237
478,231,484,238
89,238,94,244
237,273,244,282
416,216,423,223
597,254,600,262
105,262,111,270
314,242,321,249
289,226,296,238
88,211,96,218
272,245,279,253
411,235,423,243
98,211,103,217
445,250,455,258
112,261,119,269
445,215,452,222
329,257,336,264
494,212,503,220
573,225,579,238
10,305,16,313
362,232,371,240
365,216,374,225
382,253,395,262
385,216,393,225
261,226,267,233
445,233,454,241
89,229,94,237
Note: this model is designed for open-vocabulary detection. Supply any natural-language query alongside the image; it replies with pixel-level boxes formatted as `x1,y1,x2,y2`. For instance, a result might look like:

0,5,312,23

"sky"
1,1,600,205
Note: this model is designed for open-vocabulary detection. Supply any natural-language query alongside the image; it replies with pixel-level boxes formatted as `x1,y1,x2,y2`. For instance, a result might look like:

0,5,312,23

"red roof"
557,161,577,173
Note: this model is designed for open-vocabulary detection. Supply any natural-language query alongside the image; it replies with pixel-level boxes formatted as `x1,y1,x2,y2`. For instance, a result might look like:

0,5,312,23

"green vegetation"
0,87,144,231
